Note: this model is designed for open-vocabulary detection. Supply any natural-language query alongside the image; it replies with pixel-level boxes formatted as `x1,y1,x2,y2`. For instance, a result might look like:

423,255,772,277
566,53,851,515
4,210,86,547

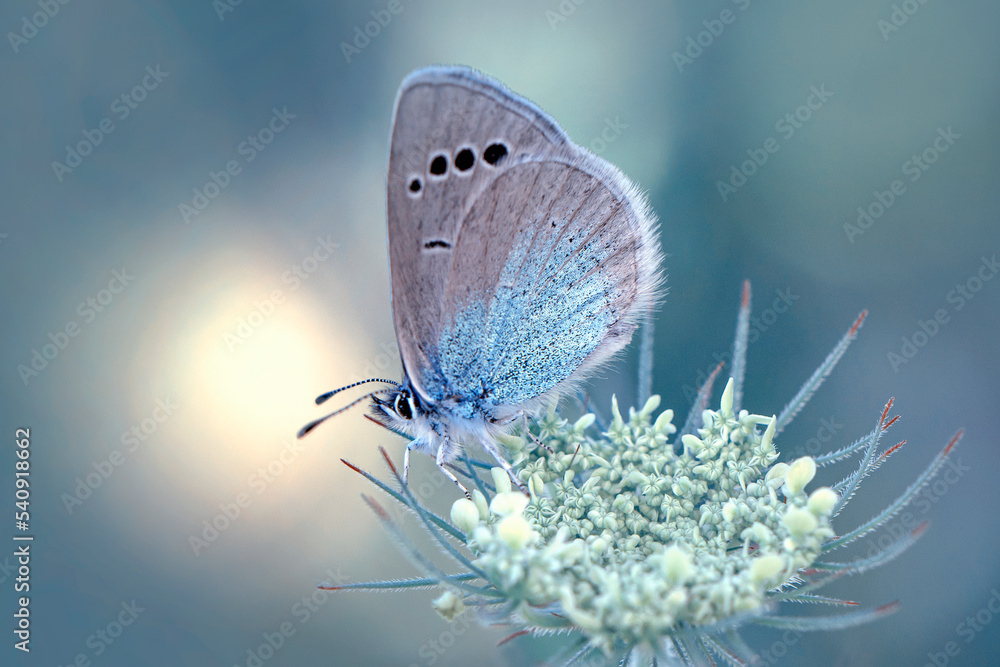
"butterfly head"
368,385,425,435
368,376,458,448
297,378,419,440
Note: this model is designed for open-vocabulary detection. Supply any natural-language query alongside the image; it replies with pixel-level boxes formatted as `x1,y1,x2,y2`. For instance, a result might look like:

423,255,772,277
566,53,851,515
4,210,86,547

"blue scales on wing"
428,158,647,419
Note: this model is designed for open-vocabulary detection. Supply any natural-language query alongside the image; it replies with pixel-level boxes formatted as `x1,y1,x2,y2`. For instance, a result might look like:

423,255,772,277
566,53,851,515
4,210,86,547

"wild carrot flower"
328,282,963,666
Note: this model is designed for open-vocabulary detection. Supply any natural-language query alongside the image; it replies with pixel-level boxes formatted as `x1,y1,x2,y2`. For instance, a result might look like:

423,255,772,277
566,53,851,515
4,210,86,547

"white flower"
339,289,961,667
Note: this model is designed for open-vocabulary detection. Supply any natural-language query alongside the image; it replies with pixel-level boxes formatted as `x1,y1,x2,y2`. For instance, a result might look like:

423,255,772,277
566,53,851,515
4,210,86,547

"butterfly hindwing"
436,156,658,418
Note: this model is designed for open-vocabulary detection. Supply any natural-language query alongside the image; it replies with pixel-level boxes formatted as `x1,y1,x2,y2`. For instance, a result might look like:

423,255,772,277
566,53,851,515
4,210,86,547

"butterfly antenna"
298,389,393,438
314,378,400,405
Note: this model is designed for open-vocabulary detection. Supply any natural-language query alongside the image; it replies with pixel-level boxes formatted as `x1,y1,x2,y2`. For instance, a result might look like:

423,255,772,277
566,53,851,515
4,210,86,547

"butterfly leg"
494,412,552,453
403,442,414,485
435,443,471,500
520,414,554,454
479,438,529,495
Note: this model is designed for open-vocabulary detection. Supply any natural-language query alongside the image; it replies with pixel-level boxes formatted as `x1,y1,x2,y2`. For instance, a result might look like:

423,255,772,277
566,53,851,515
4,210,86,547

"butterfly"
300,65,662,497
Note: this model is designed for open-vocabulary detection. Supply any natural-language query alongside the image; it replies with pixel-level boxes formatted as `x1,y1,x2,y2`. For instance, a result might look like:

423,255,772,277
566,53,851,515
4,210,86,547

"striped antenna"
314,378,400,405
298,388,394,438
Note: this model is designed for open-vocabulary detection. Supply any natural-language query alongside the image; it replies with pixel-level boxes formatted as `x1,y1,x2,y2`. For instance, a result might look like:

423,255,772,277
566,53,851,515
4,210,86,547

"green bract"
331,284,963,666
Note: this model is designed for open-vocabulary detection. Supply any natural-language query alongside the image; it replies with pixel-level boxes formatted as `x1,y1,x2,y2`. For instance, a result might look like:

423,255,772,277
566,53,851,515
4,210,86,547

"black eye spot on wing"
454,148,474,171
483,142,508,166
408,177,422,193
429,154,447,176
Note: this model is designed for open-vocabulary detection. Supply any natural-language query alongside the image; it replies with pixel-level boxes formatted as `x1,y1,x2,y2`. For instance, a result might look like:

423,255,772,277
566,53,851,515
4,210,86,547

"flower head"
450,380,837,654
334,283,963,665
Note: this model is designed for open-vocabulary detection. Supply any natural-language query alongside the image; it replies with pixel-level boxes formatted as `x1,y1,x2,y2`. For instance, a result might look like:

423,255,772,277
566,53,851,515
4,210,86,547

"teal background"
1,1,998,665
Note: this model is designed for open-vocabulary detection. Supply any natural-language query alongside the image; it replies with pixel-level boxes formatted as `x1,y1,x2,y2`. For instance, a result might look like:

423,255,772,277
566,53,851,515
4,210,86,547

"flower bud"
749,522,776,546
471,489,489,520
720,378,734,417
784,457,817,495
529,473,545,498
783,506,818,538
761,415,776,449
491,491,529,518
653,409,676,433
681,434,703,455
491,467,512,495
662,545,692,584
640,394,661,417
431,590,465,621
497,433,525,453
750,554,785,584
765,462,789,488
610,395,623,428
665,588,687,608
497,515,533,550
450,498,480,534
590,536,609,554
807,487,838,516
574,413,596,431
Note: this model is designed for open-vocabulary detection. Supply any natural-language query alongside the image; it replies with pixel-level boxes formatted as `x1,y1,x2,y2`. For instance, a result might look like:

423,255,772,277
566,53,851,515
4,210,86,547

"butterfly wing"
386,66,662,416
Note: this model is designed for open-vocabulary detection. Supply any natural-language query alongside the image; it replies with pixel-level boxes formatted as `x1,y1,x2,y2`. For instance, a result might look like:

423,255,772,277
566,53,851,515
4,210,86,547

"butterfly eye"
394,393,413,420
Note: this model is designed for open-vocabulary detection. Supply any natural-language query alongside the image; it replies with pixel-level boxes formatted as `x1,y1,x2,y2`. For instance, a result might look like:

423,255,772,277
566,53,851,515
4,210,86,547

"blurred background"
2,1,998,665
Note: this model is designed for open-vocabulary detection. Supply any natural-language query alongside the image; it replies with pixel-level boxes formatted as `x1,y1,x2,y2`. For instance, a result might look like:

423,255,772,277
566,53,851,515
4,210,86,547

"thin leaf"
563,641,601,666
669,635,696,667
722,630,757,665
360,494,496,597
779,594,859,607
461,450,491,498
551,636,592,667
831,398,895,518
496,629,531,646
463,455,496,470
671,604,776,641
340,458,466,543
702,634,747,667
755,601,900,632
775,311,867,435
730,280,751,414
321,572,480,593
694,636,720,666
814,428,878,467
812,522,928,576
830,440,904,495
376,447,493,581
767,571,846,602
825,430,962,551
